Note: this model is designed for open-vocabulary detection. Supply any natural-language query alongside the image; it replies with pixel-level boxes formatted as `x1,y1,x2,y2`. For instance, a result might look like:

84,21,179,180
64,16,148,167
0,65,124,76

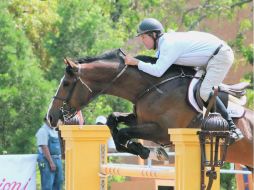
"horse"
47,49,253,167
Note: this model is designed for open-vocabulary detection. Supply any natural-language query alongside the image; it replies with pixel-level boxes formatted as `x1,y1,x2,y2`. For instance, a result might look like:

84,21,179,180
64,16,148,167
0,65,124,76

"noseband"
53,77,79,121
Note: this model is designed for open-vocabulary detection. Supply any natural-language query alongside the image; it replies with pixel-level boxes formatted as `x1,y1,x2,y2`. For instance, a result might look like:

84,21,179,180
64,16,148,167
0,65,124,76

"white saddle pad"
188,71,245,118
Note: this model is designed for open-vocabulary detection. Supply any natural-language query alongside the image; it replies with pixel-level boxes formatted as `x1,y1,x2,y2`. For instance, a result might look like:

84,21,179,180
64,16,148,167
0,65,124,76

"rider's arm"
138,40,182,77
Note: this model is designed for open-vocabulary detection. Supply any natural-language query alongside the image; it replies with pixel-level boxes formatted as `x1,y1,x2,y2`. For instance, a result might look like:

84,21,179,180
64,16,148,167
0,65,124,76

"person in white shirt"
124,18,243,142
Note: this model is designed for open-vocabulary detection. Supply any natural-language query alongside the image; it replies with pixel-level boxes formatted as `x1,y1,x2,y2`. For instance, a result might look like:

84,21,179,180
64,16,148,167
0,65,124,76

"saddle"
188,70,249,118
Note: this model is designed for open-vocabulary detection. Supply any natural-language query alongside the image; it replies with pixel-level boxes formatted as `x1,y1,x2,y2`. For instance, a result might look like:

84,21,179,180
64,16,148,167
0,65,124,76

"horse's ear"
64,58,79,73
64,58,69,66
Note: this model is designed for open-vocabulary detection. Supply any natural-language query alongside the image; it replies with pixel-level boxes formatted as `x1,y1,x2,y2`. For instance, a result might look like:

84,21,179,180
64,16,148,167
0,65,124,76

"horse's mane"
73,49,195,74
75,49,158,65
75,49,122,63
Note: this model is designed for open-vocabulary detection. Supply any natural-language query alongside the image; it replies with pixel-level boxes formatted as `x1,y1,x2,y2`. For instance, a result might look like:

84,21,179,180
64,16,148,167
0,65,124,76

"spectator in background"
36,117,63,190
95,115,107,125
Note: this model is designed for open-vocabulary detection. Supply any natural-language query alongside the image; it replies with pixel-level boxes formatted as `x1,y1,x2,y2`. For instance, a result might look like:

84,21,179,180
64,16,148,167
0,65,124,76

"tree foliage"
8,0,60,69
0,1,252,188
0,1,54,153
0,0,252,155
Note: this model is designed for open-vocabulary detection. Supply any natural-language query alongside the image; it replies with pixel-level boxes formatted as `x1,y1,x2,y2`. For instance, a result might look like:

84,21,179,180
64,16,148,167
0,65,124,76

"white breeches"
200,45,234,102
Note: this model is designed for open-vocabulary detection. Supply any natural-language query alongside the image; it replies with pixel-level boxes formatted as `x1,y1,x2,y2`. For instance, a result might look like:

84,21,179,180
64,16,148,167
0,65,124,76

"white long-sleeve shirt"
138,31,226,77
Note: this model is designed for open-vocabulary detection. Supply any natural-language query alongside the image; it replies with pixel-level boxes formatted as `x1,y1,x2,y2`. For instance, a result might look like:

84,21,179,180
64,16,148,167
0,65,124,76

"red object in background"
76,110,84,125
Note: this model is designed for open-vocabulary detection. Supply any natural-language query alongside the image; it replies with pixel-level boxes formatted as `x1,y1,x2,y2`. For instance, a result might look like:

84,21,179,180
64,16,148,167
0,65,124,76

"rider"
124,18,243,142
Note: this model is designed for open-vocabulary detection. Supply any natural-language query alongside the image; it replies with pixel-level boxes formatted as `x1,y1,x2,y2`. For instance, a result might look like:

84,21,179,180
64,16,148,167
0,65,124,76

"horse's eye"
63,81,70,87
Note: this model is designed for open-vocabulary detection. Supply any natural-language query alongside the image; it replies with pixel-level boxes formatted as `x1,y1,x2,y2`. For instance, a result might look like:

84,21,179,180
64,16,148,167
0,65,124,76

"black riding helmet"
137,18,164,49
137,18,164,36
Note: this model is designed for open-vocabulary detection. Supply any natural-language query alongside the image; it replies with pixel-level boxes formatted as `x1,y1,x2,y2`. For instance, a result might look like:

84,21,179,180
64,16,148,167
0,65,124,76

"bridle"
53,49,127,121
53,76,79,121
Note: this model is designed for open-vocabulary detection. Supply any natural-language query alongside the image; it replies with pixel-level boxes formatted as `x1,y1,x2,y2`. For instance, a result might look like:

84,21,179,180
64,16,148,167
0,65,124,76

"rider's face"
139,33,154,50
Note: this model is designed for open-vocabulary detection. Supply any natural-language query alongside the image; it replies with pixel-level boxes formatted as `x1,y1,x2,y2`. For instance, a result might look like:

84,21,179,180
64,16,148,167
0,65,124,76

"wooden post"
169,128,220,190
60,125,110,190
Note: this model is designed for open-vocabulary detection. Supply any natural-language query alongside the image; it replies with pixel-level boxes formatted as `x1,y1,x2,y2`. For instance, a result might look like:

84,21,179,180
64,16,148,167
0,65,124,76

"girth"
135,69,197,103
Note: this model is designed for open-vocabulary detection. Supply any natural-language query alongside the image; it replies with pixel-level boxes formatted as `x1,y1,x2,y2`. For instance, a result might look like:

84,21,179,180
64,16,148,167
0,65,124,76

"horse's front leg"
107,112,137,134
106,112,137,152
116,122,167,159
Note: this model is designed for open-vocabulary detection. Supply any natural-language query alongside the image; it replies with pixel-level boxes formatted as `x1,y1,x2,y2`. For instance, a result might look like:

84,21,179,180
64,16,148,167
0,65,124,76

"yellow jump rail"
60,125,220,190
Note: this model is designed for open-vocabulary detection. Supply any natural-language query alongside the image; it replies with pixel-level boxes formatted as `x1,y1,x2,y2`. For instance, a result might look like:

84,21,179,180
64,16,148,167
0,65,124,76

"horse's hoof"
149,147,169,161
155,147,170,161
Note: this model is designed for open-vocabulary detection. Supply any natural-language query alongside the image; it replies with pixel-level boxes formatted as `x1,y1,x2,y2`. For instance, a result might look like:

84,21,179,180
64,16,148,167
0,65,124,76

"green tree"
8,0,60,70
1,0,252,154
46,0,126,80
220,163,237,190
0,1,54,153
45,0,134,121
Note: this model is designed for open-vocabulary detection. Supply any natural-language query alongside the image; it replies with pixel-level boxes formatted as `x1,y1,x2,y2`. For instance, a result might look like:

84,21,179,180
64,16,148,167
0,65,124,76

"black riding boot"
215,97,244,142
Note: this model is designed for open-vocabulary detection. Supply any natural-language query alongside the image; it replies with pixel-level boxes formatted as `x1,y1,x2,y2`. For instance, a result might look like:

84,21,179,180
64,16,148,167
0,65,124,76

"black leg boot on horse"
215,97,244,143
107,113,150,159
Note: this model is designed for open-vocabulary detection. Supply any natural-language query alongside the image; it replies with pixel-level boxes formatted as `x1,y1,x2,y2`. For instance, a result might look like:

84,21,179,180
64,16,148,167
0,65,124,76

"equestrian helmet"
137,18,164,36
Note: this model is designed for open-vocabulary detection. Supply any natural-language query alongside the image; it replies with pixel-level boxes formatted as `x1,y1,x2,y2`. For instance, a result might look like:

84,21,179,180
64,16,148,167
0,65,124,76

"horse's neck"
82,61,191,103
79,62,143,103
104,67,150,103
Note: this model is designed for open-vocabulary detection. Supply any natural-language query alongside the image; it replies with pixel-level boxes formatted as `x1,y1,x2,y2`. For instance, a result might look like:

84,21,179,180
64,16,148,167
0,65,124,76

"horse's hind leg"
106,112,137,153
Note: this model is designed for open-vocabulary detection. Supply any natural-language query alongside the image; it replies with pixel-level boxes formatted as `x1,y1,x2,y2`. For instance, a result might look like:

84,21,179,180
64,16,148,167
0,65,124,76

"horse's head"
47,59,91,127
47,49,125,127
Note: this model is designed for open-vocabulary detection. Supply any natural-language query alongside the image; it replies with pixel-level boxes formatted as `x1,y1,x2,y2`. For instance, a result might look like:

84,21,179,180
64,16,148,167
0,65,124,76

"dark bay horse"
47,49,253,167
